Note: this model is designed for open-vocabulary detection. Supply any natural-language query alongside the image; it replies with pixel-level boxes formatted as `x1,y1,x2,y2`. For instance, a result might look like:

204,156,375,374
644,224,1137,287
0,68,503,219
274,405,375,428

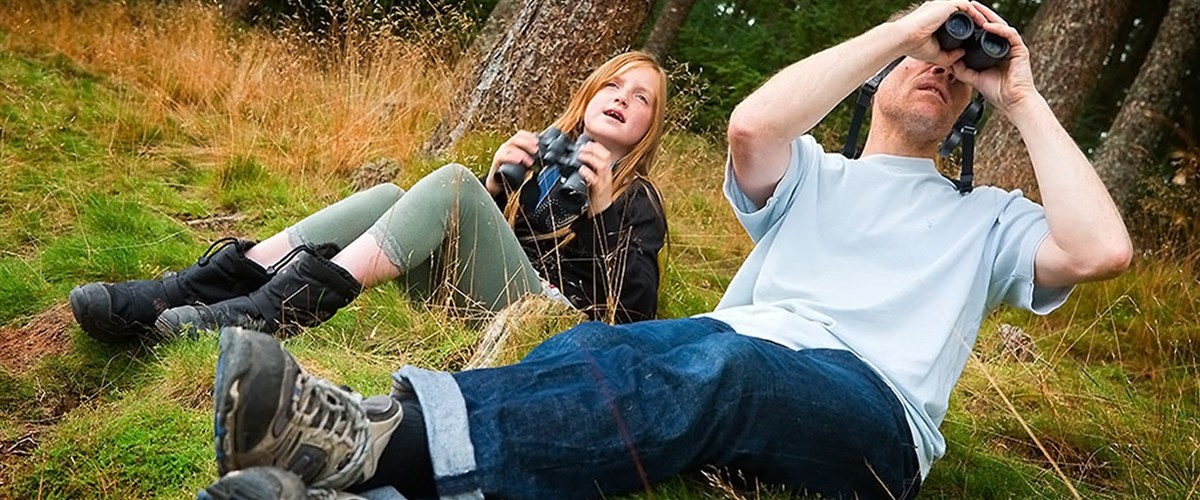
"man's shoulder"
966,185,1043,210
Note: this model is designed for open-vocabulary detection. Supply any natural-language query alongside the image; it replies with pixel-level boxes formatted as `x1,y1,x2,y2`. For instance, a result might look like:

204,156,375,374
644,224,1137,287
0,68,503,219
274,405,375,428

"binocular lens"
944,13,973,39
979,33,1010,58
935,11,1010,71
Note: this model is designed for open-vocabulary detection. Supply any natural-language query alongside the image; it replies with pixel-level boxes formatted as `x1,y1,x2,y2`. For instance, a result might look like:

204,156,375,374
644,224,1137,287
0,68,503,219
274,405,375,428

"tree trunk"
470,0,521,63
1093,0,1200,212
427,0,652,153
642,0,696,60
973,0,1135,200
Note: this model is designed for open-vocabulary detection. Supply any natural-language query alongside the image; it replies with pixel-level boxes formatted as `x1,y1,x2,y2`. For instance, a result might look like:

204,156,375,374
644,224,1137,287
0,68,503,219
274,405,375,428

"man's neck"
864,113,945,157
859,124,939,159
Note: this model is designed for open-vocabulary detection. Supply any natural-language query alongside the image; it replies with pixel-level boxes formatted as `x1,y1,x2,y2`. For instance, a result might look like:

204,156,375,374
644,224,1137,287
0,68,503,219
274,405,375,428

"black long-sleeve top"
488,175,666,323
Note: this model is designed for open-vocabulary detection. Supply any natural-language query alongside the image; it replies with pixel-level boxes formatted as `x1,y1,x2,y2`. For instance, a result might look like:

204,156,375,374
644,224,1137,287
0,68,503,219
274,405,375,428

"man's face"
874,58,974,144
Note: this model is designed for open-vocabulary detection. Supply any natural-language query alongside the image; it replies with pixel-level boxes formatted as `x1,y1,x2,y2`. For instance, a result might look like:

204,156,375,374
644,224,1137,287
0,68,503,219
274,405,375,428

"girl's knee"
431,163,475,184
369,181,403,196
411,164,484,203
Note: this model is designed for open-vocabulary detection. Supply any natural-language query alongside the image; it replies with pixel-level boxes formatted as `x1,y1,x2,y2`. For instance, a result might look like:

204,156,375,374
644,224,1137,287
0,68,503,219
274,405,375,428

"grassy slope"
0,2,1197,499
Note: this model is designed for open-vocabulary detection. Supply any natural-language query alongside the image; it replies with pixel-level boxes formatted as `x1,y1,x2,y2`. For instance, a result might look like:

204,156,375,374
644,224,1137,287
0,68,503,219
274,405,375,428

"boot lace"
266,245,317,276
264,242,342,276
276,371,371,490
197,237,241,266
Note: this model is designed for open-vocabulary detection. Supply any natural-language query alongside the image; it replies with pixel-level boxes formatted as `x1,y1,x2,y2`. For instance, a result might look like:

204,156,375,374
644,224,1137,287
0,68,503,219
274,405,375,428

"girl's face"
582,65,660,159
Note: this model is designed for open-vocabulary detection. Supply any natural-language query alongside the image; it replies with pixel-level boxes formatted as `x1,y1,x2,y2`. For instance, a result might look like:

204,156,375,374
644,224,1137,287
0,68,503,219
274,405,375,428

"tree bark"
642,0,696,60
470,0,521,63
973,0,1135,200
1093,0,1200,212
427,0,652,153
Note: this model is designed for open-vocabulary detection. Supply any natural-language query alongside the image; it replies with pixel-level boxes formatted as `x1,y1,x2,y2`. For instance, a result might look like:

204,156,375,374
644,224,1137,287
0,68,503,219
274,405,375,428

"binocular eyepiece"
935,11,1009,71
494,126,593,214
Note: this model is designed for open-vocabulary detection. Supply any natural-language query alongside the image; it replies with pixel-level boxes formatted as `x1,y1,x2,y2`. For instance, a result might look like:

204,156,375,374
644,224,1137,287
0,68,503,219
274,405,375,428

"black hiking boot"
155,245,362,337
210,327,402,491
69,238,270,343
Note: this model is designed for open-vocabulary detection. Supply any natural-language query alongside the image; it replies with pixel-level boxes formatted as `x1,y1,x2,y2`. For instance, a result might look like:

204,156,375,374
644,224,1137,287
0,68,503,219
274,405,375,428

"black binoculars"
495,126,592,212
935,11,1010,71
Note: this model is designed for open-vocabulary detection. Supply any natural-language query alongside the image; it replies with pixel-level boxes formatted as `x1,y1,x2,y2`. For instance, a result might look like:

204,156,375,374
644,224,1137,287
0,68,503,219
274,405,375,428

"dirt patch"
0,391,82,492
179,212,251,238
0,305,86,491
0,303,74,375
1004,434,1121,492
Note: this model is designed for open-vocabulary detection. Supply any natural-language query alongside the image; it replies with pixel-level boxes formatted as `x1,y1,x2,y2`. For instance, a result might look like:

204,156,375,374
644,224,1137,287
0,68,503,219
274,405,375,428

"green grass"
0,6,1198,500
16,394,214,498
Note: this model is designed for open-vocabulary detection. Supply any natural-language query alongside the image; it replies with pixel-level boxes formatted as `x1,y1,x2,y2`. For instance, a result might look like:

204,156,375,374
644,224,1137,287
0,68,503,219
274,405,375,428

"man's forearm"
1009,94,1132,275
727,22,910,205
731,23,909,143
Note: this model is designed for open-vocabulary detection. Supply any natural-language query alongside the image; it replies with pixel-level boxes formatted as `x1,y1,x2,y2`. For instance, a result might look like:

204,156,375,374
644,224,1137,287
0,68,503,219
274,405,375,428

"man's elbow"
1081,240,1134,281
727,105,763,154
1101,240,1134,277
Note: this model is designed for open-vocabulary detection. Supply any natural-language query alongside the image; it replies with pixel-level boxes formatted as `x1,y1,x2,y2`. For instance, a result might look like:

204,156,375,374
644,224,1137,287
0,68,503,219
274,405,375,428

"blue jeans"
392,318,921,499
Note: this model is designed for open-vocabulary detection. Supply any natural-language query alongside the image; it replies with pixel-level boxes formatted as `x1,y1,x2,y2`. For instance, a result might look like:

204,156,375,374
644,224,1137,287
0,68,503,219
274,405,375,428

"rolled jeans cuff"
391,366,484,500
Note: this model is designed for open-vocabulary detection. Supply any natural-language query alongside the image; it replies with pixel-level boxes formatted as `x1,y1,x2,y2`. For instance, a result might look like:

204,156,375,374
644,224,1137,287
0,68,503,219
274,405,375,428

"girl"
70,51,669,342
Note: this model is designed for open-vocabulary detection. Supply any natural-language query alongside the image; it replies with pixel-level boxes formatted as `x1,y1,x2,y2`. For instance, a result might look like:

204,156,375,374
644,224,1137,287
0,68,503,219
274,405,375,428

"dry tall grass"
0,0,456,194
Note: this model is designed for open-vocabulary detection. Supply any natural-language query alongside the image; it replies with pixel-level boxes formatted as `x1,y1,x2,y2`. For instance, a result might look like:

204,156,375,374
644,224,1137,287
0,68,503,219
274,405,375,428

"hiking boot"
156,246,361,337
198,466,308,500
197,467,371,500
212,327,401,491
69,238,270,343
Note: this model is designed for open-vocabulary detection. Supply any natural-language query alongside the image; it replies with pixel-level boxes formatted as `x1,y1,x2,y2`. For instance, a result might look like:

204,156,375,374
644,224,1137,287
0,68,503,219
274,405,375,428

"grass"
0,1,1197,499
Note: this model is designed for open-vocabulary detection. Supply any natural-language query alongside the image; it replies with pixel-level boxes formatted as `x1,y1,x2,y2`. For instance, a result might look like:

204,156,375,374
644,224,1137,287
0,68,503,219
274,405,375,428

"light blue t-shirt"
699,135,1072,478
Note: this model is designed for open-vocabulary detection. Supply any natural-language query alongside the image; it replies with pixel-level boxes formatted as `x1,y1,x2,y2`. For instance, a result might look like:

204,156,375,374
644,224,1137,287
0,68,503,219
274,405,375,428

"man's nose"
932,65,957,82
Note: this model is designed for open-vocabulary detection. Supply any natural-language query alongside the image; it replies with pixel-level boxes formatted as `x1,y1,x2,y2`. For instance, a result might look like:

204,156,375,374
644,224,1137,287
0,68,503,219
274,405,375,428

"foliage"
667,0,1041,135
1132,144,1200,254
1122,18,1200,254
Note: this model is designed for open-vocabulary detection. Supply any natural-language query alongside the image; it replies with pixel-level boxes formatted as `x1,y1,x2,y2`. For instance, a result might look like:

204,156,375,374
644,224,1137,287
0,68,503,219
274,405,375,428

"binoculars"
935,11,1010,71
495,126,592,213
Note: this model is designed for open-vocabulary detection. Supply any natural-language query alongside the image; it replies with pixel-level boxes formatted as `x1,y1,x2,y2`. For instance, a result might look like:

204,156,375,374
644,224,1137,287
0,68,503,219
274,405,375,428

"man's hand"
486,130,540,196
948,2,1040,115
892,0,985,67
933,1,1132,287
726,0,995,208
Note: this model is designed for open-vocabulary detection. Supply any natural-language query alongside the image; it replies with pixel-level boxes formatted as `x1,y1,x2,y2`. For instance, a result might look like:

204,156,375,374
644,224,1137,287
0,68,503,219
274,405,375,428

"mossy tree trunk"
973,0,1135,200
468,0,521,62
1093,0,1200,213
642,0,696,60
428,0,652,153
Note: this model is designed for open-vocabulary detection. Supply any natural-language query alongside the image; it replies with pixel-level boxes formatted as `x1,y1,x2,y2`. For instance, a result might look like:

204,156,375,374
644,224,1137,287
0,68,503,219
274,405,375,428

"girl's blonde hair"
550,51,668,199
504,51,668,225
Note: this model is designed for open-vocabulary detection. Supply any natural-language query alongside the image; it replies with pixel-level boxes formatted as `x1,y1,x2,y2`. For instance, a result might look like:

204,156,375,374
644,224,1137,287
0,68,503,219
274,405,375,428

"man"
197,1,1131,499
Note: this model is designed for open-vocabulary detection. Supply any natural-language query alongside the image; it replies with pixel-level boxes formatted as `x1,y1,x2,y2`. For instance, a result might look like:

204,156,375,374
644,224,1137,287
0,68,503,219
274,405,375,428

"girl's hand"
486,130,540,196
576,141,618,216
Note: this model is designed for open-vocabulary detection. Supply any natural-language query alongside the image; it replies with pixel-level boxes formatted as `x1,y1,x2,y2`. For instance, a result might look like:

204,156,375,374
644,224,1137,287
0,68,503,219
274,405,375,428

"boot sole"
157,306,203,339
68,283,140,344
196,467,307,500
213,327,295,476
160,303,273,339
